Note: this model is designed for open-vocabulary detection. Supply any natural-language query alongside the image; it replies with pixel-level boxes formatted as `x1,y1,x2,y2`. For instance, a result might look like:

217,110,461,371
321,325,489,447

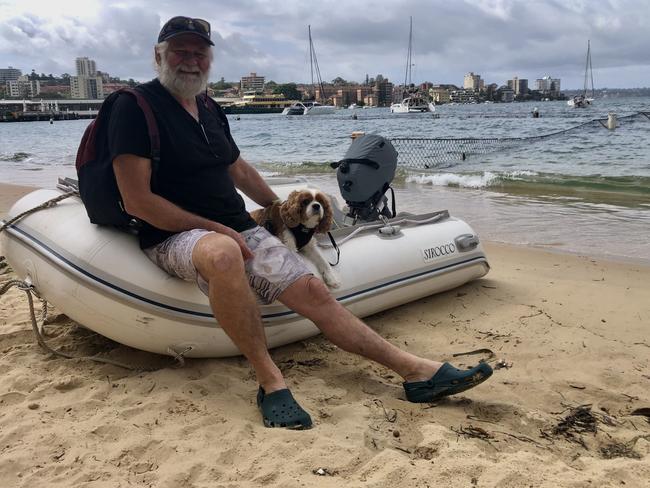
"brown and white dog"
250,189,340,288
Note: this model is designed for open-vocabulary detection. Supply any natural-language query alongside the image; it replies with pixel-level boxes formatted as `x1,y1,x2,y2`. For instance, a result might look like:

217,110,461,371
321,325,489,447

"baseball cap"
158,16,214,46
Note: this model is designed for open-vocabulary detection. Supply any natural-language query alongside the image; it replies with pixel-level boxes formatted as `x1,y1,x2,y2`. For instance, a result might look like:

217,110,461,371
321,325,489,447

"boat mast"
403,16,413,91
308,25,327,102
583,39,593,97
588,40,595,98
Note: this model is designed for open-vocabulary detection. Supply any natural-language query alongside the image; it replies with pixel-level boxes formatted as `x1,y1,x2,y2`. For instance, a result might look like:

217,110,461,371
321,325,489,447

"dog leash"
326,231,340,266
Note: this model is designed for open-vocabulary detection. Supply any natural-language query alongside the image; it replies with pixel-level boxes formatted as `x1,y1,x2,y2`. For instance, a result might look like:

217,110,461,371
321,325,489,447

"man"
109,16,492,429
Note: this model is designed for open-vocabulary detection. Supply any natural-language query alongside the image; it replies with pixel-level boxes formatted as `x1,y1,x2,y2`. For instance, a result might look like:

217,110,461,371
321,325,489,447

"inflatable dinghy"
1,177,489,357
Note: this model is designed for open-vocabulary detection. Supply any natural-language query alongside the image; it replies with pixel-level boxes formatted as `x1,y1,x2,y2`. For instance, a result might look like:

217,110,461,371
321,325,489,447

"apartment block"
76,57,97,77
508,77,528,95
429,87,451,104
463,72,483,92
6,76,40,98
0,66,22,84
240,72,265,94
373,75,393,107
535,76,561,94
70,75,104,99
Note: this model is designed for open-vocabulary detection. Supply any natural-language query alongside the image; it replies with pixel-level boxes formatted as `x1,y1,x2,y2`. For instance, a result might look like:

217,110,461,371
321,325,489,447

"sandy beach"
1,182,649,487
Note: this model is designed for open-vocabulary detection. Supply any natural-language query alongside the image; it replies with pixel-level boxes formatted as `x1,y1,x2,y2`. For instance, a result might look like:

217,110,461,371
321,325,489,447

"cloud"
0,0,648,88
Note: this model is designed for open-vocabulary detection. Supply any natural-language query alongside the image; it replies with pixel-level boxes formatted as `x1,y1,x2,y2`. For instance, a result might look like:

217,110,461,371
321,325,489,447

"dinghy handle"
455,234,479,252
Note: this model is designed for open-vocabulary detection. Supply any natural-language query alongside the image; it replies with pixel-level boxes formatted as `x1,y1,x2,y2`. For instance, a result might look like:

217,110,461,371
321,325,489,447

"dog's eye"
301,199,310,207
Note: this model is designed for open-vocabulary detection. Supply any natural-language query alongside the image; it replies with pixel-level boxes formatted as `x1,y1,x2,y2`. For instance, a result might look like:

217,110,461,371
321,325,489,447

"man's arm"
228,156,279,207
113,154,253,259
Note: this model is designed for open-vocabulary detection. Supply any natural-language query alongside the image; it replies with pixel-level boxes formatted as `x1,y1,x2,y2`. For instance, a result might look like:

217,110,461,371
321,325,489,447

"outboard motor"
331,134,398,224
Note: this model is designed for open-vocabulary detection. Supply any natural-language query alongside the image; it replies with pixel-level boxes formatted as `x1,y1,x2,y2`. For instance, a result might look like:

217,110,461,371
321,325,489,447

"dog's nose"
313,203,321,211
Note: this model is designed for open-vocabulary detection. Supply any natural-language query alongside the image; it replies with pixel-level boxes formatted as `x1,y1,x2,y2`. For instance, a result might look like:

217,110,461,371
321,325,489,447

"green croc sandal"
257,387,313,429
403,362,493,403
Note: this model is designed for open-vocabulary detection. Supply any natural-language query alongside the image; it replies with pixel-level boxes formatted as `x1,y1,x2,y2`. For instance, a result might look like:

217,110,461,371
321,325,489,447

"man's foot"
257,387,313,429
403,362,493,403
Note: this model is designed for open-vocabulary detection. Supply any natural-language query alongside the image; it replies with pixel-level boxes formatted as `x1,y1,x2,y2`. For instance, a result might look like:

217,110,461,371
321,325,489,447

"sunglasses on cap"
158,16,214,45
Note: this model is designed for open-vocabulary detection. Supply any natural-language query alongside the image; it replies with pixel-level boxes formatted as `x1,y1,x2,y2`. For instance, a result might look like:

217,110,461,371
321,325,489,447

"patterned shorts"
143,226,312,304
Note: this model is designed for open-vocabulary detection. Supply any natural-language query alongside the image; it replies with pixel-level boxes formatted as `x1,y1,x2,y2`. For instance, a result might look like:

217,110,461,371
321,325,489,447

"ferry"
221,93,298,114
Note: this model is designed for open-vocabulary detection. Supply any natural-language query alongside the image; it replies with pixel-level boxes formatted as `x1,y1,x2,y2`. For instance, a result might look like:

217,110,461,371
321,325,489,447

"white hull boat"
391,19,435,115
281,101,335,115
390,97,436,114
568,40,596,109
303,102,335,115
1,179,489,358
567,95,593,108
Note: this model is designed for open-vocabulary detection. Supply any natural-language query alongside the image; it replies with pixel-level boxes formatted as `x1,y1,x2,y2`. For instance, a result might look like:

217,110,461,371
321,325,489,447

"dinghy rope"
0,190,79,233
1,192,191,371
0,279,190,371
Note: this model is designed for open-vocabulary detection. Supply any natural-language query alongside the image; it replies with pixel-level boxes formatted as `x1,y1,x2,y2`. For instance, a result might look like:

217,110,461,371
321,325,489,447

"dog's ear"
280,191,302,227
314,192,334,234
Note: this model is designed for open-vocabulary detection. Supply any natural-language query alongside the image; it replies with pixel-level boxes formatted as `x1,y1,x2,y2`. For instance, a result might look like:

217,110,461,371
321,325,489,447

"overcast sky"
1,0,648,89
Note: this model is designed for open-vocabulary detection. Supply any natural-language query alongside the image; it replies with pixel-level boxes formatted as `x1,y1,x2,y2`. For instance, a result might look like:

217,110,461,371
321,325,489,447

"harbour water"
1,98,649,263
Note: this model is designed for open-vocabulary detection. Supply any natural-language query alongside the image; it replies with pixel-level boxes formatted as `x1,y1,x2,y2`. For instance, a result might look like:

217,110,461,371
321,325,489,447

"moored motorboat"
1,178,489,358
390,94,436,114
281,102,307,115
281,101,335,115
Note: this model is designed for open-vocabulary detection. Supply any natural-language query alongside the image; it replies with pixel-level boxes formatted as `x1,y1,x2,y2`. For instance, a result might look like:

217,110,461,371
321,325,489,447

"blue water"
1,98,649,262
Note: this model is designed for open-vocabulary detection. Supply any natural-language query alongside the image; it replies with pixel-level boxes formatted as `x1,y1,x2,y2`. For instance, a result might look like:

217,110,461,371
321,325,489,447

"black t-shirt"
108,79,257,249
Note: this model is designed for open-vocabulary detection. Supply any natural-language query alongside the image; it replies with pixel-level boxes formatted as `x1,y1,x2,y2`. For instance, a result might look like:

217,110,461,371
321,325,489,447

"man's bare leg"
278,276,443,382
192,233,286,393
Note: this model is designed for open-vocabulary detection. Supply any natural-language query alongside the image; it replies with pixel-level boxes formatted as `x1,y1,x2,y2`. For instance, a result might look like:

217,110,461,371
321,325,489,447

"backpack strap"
121,88,160,165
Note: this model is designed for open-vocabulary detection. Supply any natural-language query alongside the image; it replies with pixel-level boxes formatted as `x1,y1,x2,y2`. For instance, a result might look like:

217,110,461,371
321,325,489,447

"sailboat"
567,40,595,108
390,17,435,114
282,25,335,115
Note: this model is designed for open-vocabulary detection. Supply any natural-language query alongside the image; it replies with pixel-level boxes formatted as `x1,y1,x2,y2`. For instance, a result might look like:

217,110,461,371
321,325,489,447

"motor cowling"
332,134,397,223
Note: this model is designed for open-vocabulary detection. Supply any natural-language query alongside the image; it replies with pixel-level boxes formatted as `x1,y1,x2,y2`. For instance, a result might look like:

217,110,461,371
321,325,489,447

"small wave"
408,170,650,209
255,160,334,175
1,152,32,162
407,171,503,188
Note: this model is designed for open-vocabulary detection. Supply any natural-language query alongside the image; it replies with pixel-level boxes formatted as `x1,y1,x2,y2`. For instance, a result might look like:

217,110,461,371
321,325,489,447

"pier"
0,99,103,122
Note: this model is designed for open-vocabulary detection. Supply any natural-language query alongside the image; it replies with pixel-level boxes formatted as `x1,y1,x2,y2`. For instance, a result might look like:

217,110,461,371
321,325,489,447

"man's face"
158,34,211,99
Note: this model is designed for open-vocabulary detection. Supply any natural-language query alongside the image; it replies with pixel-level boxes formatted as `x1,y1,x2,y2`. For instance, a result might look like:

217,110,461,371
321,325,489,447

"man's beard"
158,57,209,99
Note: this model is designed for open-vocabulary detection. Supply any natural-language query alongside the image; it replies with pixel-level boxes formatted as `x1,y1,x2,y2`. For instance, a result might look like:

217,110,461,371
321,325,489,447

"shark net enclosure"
389,111,650,170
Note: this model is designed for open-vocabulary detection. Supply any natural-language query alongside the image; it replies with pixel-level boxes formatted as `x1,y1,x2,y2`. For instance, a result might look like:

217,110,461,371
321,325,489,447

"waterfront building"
6,76,40,98
535,76,561,95
0,67,22,84
356,86,373,105
463,72,483,92
499,86,515,102
373,75,393,107
70,75,104,99
364,93,378,107
71,57,104,99
449,89,477,104
102,83,131,96
508,77,528,96
240,72,265,94
75,57,97,77
0,98,103,122
327,85,374,107
429,86,452,104
39,84,71,98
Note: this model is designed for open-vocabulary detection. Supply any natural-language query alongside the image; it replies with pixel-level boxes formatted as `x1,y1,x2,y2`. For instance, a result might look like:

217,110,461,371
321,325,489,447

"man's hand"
220,226,254,261
113,154,255,262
